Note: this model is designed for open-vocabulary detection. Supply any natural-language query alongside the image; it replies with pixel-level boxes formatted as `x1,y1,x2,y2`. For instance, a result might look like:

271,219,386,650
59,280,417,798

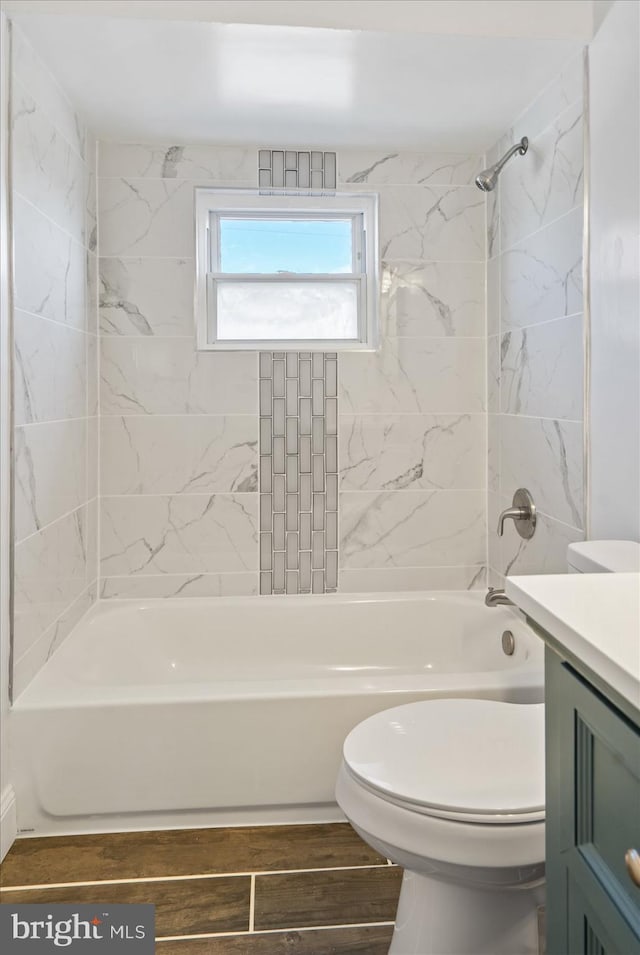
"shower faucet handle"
497,488,536,540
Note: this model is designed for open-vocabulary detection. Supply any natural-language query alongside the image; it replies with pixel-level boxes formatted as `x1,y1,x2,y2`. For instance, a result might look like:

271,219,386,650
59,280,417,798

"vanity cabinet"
545,645,640,955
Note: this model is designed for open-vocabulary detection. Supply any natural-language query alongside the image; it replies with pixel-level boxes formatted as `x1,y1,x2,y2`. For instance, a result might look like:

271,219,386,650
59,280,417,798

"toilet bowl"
336,698,546,955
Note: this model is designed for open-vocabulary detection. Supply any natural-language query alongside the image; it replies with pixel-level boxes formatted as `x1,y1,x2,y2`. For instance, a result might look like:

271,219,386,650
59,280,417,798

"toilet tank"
567,540,640,573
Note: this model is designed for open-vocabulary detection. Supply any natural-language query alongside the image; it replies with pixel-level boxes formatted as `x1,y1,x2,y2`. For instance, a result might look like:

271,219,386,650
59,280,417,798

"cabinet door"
546,649,640,955
567,857,640,954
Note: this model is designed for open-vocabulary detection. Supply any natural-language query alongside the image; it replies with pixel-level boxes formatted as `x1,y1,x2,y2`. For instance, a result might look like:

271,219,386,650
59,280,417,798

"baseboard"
0,784,17,861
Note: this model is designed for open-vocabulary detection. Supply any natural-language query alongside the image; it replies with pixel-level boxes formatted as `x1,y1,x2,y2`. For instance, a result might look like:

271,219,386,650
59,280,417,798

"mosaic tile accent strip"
259,352,338,595
258,149,337,190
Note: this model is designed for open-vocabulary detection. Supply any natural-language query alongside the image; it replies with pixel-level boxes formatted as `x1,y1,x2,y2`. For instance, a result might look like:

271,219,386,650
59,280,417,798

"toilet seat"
343,698,545,825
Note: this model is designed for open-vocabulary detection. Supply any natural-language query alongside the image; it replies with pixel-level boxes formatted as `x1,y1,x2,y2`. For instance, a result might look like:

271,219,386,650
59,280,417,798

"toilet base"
389,869,545,955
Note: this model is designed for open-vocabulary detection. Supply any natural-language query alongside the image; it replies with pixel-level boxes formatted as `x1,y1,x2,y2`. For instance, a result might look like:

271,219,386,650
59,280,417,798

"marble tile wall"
97,143,488,597
10,25,98,695
338,151,487,593
486,53,586,585
97,144,260,599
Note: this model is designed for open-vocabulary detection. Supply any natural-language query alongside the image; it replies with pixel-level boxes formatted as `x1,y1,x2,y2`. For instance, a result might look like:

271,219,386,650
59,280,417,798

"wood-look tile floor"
0,824,401,953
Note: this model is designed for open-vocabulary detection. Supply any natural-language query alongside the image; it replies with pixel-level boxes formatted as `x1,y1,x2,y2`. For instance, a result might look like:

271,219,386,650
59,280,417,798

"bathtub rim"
12,589,541,709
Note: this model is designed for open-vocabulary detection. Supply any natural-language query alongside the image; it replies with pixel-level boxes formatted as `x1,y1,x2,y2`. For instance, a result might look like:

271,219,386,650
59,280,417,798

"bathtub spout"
485,588,515,608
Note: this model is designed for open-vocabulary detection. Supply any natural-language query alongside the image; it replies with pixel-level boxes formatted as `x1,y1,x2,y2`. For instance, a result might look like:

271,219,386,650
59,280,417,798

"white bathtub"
12,592,544,835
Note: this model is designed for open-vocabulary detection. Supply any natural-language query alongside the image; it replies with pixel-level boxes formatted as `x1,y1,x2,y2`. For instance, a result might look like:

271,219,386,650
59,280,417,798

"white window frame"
194,189,379,351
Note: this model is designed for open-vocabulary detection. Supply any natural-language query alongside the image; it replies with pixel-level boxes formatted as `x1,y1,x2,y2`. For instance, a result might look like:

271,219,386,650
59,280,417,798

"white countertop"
505,573,640,712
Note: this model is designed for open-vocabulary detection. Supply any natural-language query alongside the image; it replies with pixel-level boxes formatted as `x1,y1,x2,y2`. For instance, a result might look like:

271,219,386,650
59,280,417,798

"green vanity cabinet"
545,644,640,955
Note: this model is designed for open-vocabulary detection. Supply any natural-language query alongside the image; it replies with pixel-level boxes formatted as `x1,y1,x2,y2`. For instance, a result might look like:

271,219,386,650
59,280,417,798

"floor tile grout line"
0,861,395,891
156,920,396,941
248,873,255,933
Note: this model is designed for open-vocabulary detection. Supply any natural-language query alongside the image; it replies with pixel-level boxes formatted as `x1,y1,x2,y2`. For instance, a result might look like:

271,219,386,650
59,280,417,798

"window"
195,190,378,351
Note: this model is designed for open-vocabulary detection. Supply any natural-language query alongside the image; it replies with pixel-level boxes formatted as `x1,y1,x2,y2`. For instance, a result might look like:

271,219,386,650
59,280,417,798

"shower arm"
492,137,529,177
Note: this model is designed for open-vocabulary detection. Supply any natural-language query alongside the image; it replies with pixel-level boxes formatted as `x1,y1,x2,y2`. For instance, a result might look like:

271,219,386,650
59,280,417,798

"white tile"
13,504,91,661
273,475,286,512
260,532,273,571
339,414,485,491
325,357,338,397
273,552,286,592
487,490,502,577
339,151,481,185
488,414,500,494
87,417,99,501
13,583,96,700
87,331,99,417
259,352,272,379
12,80,86,243
260,379,273,417
14,420,87,542
340,490,485,568
500,314,583,420
501,207,583,329
500,415,584,529
100,338,258,415
498,502,583,577
487,335,500,414
379,186,485,262
86,495,99,588
85,129,98,253
14,309,87,425
487,256,499,338
100,494,259,576
99,257,195,337
86,250,98,335
487,187,499,260
98,178,194,257
511,52,583,144
100,415,258,495
339,565,487,593
13,195,87,330
340,337,485,414
500,101,583,251
11,24,86,160
326,551,338,590
260,494,272,531
98,142,256,182
100,572,258,599
382,261,484,337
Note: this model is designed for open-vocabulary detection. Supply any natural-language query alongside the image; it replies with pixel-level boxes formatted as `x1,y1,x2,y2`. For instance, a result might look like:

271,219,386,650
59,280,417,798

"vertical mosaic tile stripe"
258,149,337,190
260,353,338,595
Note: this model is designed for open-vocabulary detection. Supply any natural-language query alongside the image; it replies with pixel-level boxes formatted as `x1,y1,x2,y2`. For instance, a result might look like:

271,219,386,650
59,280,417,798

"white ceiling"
10,10,584,152
5,1,596,39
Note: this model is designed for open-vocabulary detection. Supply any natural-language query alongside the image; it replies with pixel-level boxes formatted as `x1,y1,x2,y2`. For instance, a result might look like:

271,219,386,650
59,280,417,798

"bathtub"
12,592,544,835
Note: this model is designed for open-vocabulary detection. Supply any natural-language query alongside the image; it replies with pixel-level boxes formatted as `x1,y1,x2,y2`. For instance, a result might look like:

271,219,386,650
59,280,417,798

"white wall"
588,0,640,541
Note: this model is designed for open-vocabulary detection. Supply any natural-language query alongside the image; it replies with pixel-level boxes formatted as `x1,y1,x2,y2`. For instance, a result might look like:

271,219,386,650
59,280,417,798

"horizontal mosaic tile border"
259,352,338,595
258,149,337,190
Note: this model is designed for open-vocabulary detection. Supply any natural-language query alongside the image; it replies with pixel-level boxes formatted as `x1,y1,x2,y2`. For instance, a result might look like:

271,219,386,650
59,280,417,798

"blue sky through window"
219,217,353,274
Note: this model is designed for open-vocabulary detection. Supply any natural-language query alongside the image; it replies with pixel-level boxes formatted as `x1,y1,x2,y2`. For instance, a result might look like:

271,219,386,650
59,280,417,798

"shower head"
475,136,529,192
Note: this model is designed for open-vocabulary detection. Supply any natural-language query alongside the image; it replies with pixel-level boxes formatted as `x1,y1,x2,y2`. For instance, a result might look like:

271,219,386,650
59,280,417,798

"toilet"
336,541,640,955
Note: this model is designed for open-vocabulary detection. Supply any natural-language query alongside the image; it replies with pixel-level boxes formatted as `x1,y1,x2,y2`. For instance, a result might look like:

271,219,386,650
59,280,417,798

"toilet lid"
343,699,545,823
